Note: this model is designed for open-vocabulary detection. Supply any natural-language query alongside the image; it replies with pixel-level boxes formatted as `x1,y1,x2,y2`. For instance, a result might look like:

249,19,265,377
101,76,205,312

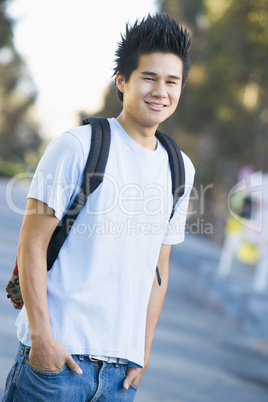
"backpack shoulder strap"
155,130,185,286
81,117,111,195
155,130,185,220
46,117,111,271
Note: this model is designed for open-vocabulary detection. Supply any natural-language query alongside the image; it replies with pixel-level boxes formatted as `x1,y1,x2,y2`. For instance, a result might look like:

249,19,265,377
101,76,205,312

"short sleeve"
162,152,195,245
27,131,86,220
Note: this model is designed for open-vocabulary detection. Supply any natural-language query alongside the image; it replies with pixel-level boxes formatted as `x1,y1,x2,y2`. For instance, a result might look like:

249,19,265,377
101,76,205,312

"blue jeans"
3,343,137,401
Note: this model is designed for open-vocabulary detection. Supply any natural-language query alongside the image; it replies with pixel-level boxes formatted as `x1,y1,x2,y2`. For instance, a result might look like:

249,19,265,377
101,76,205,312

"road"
0,177,267,401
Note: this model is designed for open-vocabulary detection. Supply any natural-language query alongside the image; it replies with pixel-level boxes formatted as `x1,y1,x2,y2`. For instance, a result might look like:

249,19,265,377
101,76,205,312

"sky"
8,0,158,139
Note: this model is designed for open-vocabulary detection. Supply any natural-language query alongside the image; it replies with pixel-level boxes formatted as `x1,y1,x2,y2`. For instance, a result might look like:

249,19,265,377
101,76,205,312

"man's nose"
151,82,167,98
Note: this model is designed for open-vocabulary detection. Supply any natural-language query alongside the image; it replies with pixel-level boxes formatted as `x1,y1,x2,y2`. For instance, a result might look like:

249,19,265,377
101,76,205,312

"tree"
0,0,42,174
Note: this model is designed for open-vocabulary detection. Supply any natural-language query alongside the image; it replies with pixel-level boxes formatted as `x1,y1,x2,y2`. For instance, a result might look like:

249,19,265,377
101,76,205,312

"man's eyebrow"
141,71,181,80
141,71,157,77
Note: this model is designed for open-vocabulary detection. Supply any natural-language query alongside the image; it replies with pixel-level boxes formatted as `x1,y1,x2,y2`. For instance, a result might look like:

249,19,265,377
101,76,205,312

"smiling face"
116,52,183,135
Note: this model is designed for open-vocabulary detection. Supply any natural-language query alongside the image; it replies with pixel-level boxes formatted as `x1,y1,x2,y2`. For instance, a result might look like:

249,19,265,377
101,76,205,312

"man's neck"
116,114,158,151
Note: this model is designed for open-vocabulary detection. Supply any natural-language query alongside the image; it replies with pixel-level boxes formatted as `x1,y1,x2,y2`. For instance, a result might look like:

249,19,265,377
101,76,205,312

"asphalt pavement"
0,177,267,401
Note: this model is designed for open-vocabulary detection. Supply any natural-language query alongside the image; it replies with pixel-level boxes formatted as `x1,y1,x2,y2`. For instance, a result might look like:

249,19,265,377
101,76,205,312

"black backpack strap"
46,117,111,271
155,131,185,286
155,130,185,220
81,117,111,195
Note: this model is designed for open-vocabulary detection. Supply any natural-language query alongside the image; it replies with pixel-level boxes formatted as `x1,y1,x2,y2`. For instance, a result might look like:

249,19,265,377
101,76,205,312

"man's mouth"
145,102,167,109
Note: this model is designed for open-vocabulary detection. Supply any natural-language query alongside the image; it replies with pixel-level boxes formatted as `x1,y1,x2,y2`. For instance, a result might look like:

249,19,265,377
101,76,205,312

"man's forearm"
17,242,53,342
17,198,59,343
144,265,169,366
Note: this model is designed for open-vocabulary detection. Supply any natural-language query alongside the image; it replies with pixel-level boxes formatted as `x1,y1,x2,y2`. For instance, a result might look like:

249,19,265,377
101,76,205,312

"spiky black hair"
114,13,191,101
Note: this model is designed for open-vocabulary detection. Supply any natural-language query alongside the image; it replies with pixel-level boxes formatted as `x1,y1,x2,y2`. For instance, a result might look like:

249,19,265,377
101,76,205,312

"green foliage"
0,0,13,48
0,0,42,175
0,159,25,177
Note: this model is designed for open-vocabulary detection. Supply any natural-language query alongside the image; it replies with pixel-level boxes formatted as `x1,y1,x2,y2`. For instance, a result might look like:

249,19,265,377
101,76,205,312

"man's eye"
144,77,154,82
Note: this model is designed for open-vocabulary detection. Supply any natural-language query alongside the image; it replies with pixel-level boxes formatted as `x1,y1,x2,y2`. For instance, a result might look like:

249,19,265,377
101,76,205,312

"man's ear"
116,72,125,94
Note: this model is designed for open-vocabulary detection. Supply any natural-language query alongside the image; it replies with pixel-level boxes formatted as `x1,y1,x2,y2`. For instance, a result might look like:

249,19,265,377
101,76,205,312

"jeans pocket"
25,360,67,376
129,383,138,392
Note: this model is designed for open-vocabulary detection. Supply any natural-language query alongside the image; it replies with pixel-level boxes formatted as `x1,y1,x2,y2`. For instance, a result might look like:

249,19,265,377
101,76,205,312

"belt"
86,355,128,365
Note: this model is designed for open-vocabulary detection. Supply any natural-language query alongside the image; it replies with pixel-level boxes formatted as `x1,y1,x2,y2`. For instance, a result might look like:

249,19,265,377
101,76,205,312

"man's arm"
17,198,82,374
123,244,171,390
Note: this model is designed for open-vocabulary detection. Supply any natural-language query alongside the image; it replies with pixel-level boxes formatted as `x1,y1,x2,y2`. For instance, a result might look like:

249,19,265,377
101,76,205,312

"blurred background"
1,0,268,400
1,0,268,240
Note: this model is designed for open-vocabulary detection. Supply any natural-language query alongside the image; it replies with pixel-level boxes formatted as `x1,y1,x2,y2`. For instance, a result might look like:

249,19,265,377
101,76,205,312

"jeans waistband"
18,342,30,357
18,343,129,365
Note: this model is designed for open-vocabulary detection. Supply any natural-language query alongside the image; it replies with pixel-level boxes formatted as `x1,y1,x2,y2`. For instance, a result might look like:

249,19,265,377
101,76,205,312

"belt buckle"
88,355,100,362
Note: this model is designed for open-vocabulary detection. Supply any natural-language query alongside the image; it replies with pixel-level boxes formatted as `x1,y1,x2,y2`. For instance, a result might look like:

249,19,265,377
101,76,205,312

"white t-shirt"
16,118,195,367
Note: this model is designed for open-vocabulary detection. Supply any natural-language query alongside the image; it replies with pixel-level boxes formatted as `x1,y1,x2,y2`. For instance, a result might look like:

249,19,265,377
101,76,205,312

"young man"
4,13,195,401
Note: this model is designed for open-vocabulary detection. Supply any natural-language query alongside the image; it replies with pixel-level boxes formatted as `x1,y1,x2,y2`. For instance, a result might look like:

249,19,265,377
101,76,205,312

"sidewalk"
135,235,268,401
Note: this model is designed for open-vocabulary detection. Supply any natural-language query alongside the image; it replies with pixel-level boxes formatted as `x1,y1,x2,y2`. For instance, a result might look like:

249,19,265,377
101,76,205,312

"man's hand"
123,366,146,390
29,337,83,375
